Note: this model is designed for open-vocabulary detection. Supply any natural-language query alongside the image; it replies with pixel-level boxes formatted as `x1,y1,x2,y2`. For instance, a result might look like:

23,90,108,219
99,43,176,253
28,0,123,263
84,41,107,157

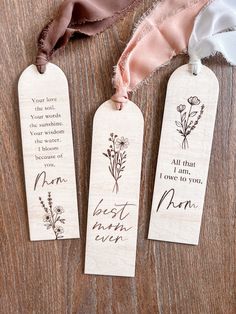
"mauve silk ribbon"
112,0,210,109
36,0,141,73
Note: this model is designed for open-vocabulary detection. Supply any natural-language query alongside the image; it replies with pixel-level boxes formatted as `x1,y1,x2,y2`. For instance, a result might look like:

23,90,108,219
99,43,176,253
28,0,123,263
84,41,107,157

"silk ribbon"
189,0,236,75
112,0,210,109
36,0,141,73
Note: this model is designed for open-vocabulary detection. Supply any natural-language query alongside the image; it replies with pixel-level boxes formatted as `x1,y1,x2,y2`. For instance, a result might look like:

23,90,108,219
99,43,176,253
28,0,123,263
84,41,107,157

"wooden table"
1,1,235,313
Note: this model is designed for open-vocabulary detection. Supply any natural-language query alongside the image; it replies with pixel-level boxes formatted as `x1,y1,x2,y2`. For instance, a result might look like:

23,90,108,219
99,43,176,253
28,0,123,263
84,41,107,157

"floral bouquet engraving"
103,133,129,193
39,192,66,239
175,96,205,149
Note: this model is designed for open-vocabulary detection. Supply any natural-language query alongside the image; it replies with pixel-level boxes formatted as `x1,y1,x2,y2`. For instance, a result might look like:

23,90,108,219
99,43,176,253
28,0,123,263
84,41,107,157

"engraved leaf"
177,129,183,135
181,113,186,121
103,153,108,157
190,111,198,117
175,121,182,127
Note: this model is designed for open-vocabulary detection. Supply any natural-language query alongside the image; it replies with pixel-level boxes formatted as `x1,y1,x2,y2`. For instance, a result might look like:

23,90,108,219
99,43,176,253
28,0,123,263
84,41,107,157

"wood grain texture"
0,0,235,313
85,100,144,277
149,65,219,245
18,64,80,241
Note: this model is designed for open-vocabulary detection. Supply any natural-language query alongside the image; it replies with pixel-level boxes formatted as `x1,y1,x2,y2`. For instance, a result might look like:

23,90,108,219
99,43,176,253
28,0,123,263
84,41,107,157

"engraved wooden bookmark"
148,65,219,245
85,100,144,277
18,63,80,241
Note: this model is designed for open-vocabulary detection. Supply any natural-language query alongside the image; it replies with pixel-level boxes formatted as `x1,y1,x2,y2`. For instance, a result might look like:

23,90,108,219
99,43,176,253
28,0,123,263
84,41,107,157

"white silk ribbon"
188,0,236,74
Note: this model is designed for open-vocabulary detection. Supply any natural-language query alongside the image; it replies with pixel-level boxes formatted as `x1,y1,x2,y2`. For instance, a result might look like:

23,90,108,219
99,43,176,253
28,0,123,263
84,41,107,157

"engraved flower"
177,105,186,113
54,226,64,234
115,137,129,150
103,133,129,194
188,96,200,106
43,214,51,222
175,96,204,149
40,193,66,239
54,206,64,214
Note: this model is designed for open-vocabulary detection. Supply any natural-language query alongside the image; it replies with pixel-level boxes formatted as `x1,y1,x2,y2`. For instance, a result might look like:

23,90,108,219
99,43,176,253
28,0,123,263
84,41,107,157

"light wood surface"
18,64,80,240
149,65,219,245
85,100,144,277
0,0,235,313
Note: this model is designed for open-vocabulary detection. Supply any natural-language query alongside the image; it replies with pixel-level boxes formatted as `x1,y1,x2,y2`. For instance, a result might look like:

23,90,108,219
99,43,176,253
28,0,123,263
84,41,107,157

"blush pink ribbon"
112,0,210,110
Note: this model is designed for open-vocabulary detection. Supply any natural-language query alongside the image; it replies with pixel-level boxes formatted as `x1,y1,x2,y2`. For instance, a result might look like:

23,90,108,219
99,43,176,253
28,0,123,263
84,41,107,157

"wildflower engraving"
39,192,66,239
103,133,129,193
175,96,205,149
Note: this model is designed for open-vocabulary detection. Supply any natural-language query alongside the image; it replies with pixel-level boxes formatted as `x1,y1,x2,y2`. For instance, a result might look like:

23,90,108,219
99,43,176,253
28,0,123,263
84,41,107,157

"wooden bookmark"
85,100,144,277
18,63,80,241
148,64,219,245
